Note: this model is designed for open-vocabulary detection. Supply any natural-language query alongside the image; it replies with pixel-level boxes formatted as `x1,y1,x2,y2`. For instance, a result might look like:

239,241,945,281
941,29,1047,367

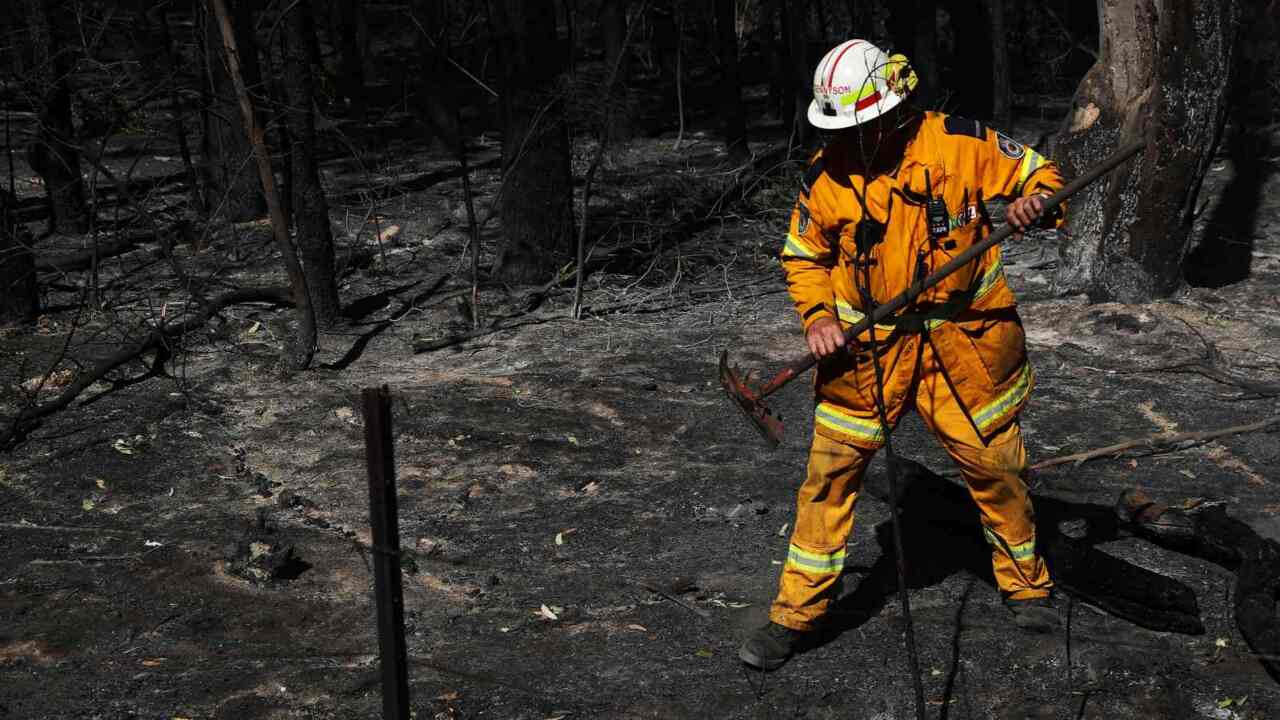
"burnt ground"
3,109,1280,719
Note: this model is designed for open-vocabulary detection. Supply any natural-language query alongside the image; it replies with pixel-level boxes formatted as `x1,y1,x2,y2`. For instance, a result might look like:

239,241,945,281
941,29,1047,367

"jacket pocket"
955,313,1026,388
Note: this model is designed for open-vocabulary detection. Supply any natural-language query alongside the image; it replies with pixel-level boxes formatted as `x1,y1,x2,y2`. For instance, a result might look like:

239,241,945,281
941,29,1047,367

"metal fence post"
363,385,410,720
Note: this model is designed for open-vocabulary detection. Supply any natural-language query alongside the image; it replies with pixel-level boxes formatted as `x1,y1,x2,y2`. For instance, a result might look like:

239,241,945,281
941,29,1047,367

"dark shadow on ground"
1184,125,1276,288
324,274,451,371
799,459,1206,662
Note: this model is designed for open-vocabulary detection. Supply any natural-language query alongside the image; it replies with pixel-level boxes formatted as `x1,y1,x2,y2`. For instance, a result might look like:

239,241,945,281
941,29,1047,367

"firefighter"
740,39,1065,670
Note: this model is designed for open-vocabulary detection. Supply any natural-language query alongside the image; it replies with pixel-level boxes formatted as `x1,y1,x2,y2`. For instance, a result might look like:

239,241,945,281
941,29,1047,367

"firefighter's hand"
806,317,846,359
1006,194,1046,240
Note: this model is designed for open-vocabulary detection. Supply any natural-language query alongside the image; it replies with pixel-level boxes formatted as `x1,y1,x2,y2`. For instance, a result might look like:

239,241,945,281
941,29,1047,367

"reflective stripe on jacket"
781,112,1065,446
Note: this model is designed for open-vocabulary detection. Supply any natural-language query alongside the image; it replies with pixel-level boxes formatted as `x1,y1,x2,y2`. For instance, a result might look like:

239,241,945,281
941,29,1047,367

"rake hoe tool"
720,140,1146,447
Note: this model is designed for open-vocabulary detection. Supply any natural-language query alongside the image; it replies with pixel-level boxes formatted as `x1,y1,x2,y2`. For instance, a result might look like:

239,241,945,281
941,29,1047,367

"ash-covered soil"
2,121,1279,719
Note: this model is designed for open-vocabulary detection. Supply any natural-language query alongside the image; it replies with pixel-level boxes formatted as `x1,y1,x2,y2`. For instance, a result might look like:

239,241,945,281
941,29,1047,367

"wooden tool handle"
756,139,1146,400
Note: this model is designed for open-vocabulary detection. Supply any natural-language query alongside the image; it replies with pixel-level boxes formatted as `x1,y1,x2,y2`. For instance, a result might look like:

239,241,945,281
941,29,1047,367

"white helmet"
807,39,918,130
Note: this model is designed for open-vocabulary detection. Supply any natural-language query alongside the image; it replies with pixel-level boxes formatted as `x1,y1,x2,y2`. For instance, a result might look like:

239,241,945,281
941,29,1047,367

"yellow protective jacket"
781,111,1065,448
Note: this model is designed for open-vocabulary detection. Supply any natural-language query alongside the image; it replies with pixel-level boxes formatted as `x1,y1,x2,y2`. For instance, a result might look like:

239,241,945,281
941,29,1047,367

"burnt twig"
1029,414,1280,471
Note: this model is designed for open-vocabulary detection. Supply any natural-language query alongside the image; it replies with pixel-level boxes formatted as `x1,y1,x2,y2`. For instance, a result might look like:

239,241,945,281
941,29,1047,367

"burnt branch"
1,286,293,450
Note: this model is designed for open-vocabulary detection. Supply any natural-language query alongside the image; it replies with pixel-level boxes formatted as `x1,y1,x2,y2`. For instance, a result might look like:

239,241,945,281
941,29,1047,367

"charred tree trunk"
282,0,339,326
714,0,749,160
201,0,266,222
23,0,89,234
1053,0,1240,302
488,0,573,284
1183,0,1277,288
0,189,38,325
210,0,316,369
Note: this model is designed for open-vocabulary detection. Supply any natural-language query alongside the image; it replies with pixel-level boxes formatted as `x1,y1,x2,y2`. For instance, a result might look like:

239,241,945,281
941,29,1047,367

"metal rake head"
718,350,784,449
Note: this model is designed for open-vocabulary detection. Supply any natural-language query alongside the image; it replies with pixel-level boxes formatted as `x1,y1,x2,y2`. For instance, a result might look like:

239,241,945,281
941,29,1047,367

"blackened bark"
1183,0,1277,287
201,0,266,222
489,0,574,284
1053,0,1239,302
0,189,38,325
714,0,749,159
23,0,88,234
283,0,338,326
262,29,294,229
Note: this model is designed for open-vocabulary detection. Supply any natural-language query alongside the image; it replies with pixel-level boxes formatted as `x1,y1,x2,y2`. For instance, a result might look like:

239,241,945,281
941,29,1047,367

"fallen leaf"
82,498,95,512
725,601,751,609
112,438,135,455
579,481,600,495
538,604,559,621
1216,637,1230,648
566,434,579,446
554,528,576,546
95,478,106,490
437,690,460,701
694,648,713,658
141,658,164,667
627,624,648,632
1179,470,1196,479
245,321,260,335
144,540,163,548
777,523,789,537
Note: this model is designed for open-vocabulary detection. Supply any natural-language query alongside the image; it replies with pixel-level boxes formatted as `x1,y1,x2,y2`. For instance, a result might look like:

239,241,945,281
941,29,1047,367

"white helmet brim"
806,90,907,130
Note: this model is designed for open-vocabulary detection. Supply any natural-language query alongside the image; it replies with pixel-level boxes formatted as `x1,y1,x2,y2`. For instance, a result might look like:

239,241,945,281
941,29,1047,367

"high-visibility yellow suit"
771,111,1064,630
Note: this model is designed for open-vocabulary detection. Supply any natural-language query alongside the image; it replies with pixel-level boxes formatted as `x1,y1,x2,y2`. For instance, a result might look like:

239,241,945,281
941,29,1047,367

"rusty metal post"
363,385,410,720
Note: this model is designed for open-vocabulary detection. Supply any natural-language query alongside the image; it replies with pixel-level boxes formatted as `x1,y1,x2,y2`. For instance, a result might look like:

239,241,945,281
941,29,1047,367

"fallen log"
864,461,1280,684
0,286,293,449
1118,488,1280,682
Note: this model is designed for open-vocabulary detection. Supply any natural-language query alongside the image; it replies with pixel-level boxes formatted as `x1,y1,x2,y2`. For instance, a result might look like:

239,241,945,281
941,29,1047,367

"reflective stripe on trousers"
770,378,1051,631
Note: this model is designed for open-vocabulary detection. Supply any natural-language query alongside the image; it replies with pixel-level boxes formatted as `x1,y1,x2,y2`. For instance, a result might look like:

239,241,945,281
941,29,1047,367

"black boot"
739,621,806,670
1005,594,1061,633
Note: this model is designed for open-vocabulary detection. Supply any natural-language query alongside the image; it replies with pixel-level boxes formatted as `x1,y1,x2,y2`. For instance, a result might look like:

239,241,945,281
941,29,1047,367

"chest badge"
996,131,1026,160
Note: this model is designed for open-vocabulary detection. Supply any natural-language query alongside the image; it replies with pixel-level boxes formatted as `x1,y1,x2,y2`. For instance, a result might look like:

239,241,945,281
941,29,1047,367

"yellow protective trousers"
768,338,1052,631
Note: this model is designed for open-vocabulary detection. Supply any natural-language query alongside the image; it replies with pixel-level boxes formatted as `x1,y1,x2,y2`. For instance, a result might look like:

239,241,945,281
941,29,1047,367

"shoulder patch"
801,157,826,196
943,115,985,139
995,131,1025,160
